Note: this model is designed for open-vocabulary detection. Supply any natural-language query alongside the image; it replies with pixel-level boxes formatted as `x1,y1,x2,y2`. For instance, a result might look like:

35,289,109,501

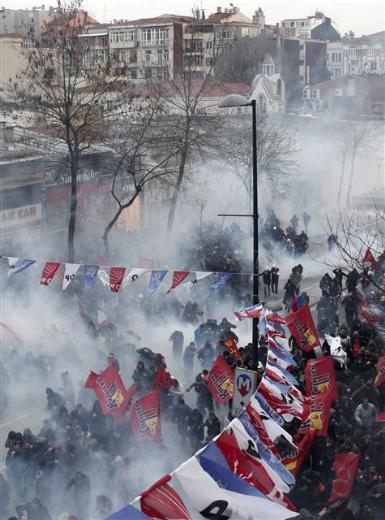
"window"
118,51,126,63
349,46,357,57
144,68,152,79
187,41,203,52
368,45,375,56
301,21,305,27
262,63,274,75
206,57,214,66
124,29,136,42
145,50,151,62
131,69,137,79
206,41,213,49
311,89,318,99
141,27,168,46
157,50,168,65
370,62,377,71
291,21,295,27
129,50,137,63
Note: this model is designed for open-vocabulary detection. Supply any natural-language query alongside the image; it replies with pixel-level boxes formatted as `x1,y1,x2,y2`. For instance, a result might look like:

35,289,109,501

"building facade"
0,6,58,41
280,11,326,40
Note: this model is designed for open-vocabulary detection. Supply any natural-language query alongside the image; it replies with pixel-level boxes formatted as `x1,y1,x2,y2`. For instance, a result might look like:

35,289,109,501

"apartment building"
280,12,326,40
0,5,58,41
107,16,192,82
183,6,267,79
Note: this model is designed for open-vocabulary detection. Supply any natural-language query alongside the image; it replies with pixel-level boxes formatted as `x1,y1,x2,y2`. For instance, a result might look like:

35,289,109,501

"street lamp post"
218,95,259,368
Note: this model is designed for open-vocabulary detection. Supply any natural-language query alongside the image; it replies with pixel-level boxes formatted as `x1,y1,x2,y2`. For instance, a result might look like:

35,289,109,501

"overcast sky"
6,0,385,35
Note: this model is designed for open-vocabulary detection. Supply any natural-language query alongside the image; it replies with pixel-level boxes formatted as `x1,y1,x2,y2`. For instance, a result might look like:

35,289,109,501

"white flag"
122,268,147,286
62,263,80,290
184,271,214,287
174,456,297,520
97,268,110,287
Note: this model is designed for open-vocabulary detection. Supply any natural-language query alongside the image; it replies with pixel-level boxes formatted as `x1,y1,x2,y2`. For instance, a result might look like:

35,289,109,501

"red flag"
223,337,242,361
285,304,320,352
374,355,385,388
298,391,332,437
152,366,174,391
259,377,310,422
40,262,61,286
283,429,317,476
215,429,296,511
114,384,138,424
130,390,161,442
140,474,191,519
377,412,385,423
166,271,189,293
363,248,376,268
329,453,360,503
110,267,126,293
207,355,234,404
305,356,338,401
84,365,128,415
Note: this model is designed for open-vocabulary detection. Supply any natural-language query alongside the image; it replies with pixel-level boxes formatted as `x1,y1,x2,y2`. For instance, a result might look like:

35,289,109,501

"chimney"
217,6,222,13
202,9,205,19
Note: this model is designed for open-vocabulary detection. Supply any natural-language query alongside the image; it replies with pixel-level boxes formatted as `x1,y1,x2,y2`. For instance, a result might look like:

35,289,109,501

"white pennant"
123,268,147,286
7,257,19,276
97,268,110,287
184,271,214,287
62,263,80,290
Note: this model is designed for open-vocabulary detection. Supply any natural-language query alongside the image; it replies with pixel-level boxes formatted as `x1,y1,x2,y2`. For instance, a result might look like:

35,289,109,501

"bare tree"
101,88,180,254
8,0,121,261
219,115,298,207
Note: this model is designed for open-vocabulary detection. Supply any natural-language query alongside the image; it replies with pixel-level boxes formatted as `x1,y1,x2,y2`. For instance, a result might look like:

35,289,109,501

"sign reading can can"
232,367,258,416
0,204,42,229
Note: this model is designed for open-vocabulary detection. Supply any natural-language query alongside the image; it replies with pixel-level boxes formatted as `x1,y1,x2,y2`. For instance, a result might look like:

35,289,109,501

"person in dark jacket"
16,497,51,520
204,412,221,442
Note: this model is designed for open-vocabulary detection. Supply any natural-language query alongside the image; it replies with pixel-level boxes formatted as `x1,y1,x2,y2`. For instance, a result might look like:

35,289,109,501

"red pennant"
363,248,376,268
140,474,191,519
40,262,61,286
208,356,234,404
84,365,129,415
152,366,174,391
166,270,189,294
110,267,126,293
130,390,161,442
329,453,360,503
305,356,338,401
285,304,320,352
245,402,280,457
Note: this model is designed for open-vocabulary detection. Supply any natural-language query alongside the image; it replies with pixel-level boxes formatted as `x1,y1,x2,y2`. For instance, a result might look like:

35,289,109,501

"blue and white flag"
8,257,36,275
236,414,296,487
255,392,285,426
174,456,296,520
248,394,295,447
266,360,299,386
147,270,167,294
84,265,99,289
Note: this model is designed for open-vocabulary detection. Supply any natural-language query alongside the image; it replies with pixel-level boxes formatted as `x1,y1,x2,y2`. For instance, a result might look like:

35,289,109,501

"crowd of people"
262,210,310,257
1,225,385,520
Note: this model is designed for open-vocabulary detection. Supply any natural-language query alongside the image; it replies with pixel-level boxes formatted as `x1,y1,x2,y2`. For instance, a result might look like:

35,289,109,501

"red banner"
285,304,320,352
223,337,242,361
166,271,190,293
208,356,234,404
374,355,385,388
84,365,128,415
246,402,280,457
40,262,61,286
140,474,191,519
110,267,126,293
329,453,360,503
283,429,317,476
305,356,338,401
298,391,332,437
152,366,174,391
131,390,161,442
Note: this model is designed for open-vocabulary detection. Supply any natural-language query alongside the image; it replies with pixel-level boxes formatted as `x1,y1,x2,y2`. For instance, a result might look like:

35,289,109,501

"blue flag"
147,270,167,294
9,258,36,275
211,272,232,295
238,412,296,486
105,504,150,519
266,361,299,387
198,442,265,497
84,265,99,289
